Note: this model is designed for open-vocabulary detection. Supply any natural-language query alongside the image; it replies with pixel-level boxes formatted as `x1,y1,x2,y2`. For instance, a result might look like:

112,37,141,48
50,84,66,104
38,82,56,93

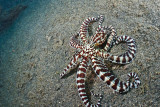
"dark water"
0,0,46,106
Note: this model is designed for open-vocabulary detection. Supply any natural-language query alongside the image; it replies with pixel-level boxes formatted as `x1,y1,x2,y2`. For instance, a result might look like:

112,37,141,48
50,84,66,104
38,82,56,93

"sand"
0,0,159,106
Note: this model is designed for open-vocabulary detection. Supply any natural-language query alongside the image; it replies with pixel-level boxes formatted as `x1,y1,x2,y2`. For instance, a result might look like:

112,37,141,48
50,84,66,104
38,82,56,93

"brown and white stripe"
98,15,104,28
108,35,136,64
127,72,141,88
79,16,101,44
91,56,140,93
97,35,136,64
103,25,117,51
92,27,108,46
70,33,84,49
60,53,82,78
77,58,102,107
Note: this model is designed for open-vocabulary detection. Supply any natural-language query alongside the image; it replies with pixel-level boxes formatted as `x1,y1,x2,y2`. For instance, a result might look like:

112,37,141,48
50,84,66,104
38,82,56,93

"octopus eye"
94,43,100,47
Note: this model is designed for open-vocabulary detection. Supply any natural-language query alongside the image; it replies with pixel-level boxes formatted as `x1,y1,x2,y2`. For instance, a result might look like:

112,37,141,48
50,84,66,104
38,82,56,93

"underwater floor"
0,0,159,106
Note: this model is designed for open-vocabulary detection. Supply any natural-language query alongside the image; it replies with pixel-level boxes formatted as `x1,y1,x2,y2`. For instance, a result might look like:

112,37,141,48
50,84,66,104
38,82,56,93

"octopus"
60,15,140,107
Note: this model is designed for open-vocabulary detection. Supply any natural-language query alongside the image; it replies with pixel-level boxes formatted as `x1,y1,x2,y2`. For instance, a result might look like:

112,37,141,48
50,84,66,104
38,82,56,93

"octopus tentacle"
127,72,141,88
77,58,102,107
90,90,103,104
80,16,100,44
96,50,111,59
108,35,136,64
98,15,104,28
103,25,117,51
95,15,104,33
70,33,84,49
97,35,136,64
91,27,108,46
91,56,140,93
92,25,116,51
60,53,82,78
92,15,106,46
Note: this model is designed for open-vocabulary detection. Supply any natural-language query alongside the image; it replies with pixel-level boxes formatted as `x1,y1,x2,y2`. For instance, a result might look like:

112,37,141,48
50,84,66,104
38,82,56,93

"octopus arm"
91,56,140,93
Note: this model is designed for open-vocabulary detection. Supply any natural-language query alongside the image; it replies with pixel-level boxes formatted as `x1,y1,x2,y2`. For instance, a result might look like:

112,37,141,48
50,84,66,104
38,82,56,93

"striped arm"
96,50,112,59
95,27,102,34
77,58,101,107
98,15,104,28
95,15,104,33
108,35,136,64
80,16,100,44
91,56,140,93
60,53,82,78
92,15,105,46
103,25,117,51
91,28,108,47
92,25,116,51
70,33,84,49
127,72,140,88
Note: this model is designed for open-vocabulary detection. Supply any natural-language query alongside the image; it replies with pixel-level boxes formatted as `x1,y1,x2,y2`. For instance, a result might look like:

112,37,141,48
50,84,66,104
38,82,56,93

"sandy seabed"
0,0,159,107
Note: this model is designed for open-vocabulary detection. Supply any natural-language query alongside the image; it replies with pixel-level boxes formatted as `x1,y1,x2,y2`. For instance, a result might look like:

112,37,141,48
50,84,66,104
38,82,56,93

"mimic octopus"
60,15,140,107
